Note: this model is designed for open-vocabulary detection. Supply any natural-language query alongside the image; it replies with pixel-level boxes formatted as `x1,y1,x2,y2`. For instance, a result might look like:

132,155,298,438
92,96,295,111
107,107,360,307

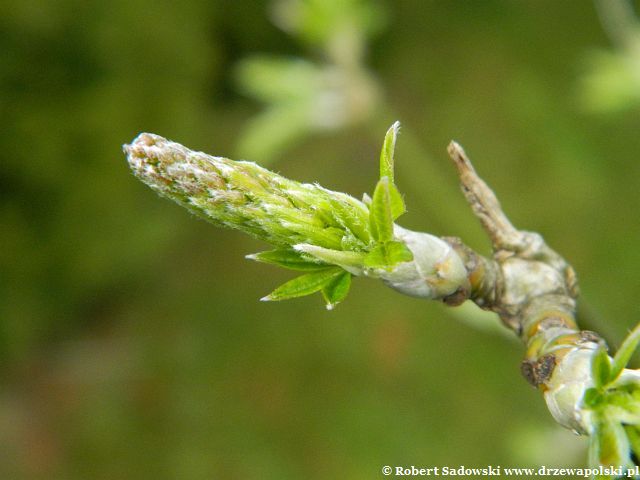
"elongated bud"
124,133,370,251
124,127,474,308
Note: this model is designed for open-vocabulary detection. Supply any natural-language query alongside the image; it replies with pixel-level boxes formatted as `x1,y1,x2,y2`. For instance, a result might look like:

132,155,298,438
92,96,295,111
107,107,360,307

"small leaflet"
261,267,344,302
322,271,352,310
246,249,327,271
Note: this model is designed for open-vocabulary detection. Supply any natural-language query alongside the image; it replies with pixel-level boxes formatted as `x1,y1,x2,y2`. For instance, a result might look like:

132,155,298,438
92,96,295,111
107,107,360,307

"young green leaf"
363,241,413,269
386,241,413,264
607,390,640,425
370,177,394,242
588,420,602,469
275,217,344,250
387,182,406,221
380,121,400,183
625,426,640,464
377,121,405,221
610,322,640,383
294,244,366,269
246,249,327,270
592,346,612,389
595,419,632,468
363,244,387,268
583,387,604,408
327,195,372,244
322,271,352,310
261,267,343,302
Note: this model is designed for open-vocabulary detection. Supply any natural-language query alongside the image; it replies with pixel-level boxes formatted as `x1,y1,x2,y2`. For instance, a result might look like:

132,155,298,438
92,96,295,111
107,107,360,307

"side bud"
376,226,470,300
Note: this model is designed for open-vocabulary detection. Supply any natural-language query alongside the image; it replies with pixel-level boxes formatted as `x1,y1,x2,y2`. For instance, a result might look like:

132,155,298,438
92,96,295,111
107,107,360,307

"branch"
124,124,640,473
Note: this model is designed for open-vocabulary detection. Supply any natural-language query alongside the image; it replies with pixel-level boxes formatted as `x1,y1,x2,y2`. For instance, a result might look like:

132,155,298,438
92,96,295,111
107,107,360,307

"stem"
124,129,626,453
444,142,603,434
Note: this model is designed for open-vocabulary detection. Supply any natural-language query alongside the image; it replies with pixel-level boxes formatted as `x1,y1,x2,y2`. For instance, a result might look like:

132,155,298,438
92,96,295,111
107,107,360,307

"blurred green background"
2,1,640,478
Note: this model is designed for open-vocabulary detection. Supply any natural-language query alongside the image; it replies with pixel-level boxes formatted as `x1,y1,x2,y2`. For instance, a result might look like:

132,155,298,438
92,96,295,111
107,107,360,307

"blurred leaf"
270,0,386,48
625,426,640,463
588,420,600,468
234,56,319,163
235,56,321,103
592,346,612,388
584,388,604,408
594,419,632,468
580,49,640,113
610,322,640,383
235,105,310,164
606,391,640,425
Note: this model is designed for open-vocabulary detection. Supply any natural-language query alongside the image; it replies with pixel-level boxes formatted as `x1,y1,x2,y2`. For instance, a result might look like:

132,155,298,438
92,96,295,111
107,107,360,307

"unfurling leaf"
322,271,352,310
246,249,326,271
294,244,366,269
592,346,612,389
380,121,400,183
384,241,413,264
370,177,394,242
388,182,406,220
583,388,604,408
625,426,640,463
261,267,344,302
592,419,632,468
610,322,640,384
325,195,372,245
364,241,413,269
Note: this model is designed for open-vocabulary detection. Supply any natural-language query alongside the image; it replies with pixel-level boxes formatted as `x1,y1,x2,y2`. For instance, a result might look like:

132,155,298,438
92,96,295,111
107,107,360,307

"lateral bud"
377,226,470,300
